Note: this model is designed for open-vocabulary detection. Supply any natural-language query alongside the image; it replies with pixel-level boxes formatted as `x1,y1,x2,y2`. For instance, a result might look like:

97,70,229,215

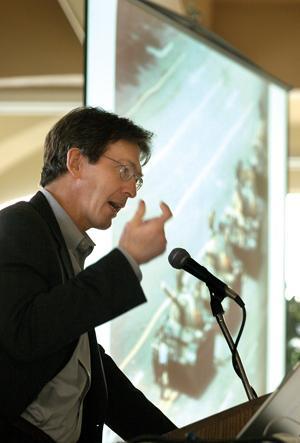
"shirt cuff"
117,247,143,282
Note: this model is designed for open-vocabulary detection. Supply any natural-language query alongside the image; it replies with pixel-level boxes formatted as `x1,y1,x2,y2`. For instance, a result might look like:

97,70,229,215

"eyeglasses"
103,154,143,191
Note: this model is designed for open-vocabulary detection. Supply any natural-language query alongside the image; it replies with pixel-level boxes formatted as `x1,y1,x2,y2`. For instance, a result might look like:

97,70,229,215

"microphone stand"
209,289,256,401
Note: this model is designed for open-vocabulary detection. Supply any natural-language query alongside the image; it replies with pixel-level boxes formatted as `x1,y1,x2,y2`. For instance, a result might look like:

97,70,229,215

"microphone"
168,248,244,307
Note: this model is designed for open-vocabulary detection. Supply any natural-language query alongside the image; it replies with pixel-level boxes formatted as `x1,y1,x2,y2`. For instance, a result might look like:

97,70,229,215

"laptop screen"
237,363,300,440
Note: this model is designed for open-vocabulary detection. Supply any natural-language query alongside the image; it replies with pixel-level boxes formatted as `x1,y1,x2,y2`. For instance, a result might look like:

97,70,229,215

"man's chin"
96,218,113,230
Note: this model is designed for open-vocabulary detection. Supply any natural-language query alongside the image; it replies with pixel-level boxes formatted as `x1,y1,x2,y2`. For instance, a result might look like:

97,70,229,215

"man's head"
41,107,153,231
40,106,152,187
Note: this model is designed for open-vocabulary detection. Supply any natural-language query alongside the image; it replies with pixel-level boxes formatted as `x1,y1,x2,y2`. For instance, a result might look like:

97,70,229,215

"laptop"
237,362,300,440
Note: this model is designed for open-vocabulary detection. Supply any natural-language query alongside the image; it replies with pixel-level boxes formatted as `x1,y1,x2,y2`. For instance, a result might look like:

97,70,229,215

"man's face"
75,139,142,231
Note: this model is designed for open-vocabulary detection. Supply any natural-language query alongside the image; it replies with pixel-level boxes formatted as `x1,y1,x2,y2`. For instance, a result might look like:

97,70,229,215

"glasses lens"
120,165,132,181
119,165,143,191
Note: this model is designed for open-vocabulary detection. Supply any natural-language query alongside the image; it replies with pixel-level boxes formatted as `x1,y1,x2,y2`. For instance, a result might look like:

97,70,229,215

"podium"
165,394,270,440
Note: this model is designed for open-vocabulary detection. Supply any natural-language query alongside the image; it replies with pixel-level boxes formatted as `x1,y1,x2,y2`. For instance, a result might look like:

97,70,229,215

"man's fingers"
130,200,171,226
130,200,146,224
159,201,173,222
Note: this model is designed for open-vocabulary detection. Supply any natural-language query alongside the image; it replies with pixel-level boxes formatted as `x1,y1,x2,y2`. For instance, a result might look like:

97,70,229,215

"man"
0,107,176,442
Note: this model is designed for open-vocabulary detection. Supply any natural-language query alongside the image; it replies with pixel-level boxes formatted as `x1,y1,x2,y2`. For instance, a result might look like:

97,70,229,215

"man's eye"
119,165,132,180
123,165,132,178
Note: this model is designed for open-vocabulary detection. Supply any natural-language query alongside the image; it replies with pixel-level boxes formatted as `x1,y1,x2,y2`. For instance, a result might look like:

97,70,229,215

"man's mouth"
108,201,124,214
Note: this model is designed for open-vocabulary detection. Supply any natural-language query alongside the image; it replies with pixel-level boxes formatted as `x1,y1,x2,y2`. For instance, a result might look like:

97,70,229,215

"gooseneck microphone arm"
209,287,256,400
168,247,257,401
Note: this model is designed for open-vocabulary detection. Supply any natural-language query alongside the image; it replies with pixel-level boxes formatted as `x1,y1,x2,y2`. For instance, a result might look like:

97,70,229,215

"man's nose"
123,178,137,198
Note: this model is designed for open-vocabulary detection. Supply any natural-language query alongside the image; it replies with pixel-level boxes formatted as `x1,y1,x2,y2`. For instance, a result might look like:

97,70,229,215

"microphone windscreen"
168,248,190,269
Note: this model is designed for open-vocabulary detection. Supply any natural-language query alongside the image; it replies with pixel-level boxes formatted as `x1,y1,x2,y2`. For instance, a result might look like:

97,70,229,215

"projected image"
108,0,269,427
86,0,287,439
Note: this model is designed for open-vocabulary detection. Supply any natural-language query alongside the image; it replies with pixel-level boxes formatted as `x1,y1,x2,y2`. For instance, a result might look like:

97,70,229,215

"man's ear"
66,147,84,178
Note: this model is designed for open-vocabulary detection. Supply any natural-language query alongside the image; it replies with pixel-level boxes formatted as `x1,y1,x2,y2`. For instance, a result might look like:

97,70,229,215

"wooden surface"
165,394,270,440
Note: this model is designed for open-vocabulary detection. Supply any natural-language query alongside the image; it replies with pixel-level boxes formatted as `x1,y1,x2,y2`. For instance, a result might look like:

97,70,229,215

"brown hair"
40,106,152,186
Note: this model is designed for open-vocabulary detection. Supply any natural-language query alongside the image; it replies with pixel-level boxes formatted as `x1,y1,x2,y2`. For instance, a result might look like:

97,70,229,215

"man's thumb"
131,200,146,224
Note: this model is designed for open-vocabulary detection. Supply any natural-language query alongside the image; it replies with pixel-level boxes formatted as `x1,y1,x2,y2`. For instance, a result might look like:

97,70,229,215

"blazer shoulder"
0,194,73,280
0,199,60,266
0,191,62,242
0,200,39,228
0,199,49,237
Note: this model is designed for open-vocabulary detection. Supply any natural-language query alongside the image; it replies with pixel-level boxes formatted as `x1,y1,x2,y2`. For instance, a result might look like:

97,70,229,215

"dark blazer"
0,191,175,442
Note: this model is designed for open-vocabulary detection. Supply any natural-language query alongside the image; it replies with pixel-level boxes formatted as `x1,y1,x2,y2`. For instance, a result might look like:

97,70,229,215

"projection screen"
85,0,289,437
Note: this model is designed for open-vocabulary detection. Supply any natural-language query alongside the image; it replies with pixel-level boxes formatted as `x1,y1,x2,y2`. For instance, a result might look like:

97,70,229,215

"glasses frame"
102,154,143,191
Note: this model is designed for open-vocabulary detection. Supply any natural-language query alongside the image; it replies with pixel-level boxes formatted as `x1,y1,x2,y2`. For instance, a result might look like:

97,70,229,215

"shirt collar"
40,188,95,257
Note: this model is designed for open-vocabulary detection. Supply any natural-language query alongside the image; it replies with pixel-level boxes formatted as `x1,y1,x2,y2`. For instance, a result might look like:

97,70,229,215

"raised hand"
119,200,172,265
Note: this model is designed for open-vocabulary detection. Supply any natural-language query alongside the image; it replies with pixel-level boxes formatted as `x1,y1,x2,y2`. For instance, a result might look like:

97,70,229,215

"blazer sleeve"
0,202,146,362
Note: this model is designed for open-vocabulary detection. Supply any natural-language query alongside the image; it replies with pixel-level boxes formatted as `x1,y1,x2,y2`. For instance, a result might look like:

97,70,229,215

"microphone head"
168,248,190,269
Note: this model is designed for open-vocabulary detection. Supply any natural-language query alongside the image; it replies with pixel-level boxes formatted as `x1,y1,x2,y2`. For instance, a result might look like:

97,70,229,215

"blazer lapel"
29,191,74,280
